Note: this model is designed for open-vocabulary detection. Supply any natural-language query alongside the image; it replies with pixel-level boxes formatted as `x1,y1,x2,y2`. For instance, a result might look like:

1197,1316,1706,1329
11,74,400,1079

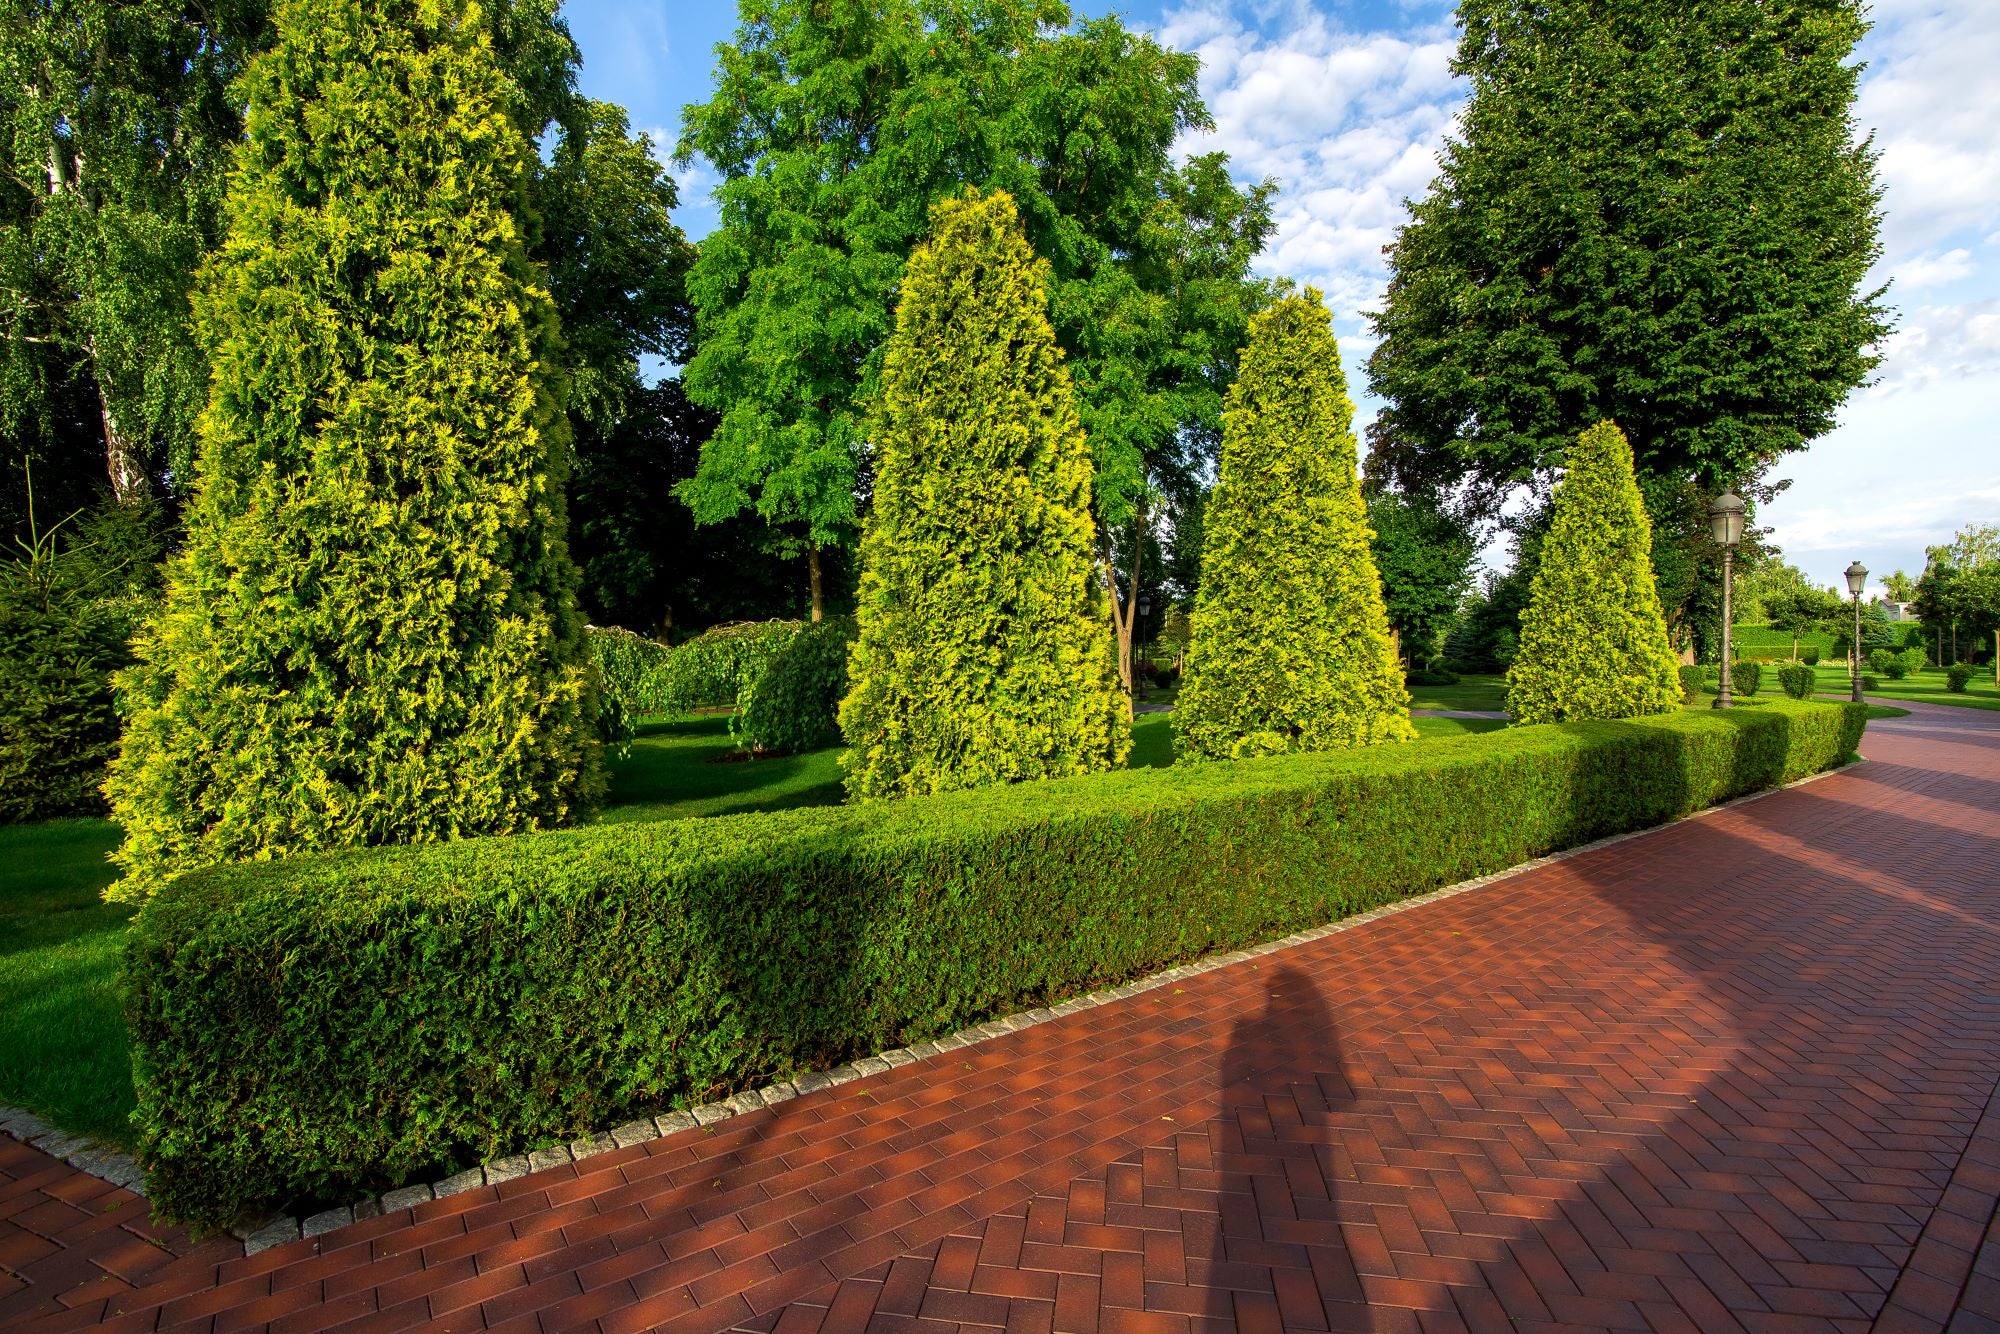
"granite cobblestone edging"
0,757,1859,1257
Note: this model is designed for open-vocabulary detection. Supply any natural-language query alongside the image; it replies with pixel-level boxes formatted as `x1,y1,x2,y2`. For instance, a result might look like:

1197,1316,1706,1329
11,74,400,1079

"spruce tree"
1174,292,1414,761
839,189,1126,799
1505,421,1683,723
105,0,598,898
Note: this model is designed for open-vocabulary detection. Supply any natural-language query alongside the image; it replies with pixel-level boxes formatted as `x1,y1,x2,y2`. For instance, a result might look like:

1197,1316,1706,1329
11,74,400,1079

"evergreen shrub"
840,190,1126,797
0,503,161,821
1731,661,1762,697
735,616,856,754
1506,422,1682,723
104,0,598,899
1895,647,1925,677
1947,664,1975,693
126,700,1864,1225
1867,648,1895,676
1802,647,1821,666
1777,663,1815,700
1677,664,1706,703
1175,292,1414,759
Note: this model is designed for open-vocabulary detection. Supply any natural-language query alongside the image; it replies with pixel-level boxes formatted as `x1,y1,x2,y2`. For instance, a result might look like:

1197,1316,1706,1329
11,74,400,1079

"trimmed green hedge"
126,700,1865,1225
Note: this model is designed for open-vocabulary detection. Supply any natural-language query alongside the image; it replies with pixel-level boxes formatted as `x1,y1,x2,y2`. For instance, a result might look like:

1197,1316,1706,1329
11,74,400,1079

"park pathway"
4,701,2000,1332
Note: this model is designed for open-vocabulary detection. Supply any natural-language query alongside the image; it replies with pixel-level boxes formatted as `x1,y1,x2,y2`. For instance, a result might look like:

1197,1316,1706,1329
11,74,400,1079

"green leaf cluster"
840,189,1127,798
653,619,801,717
124,698,1864,1225
674,0,1273,556
103,0,599,899
1506,422,1684,723
1366,0,1888,499
736,616,856,755
1175,292,1415,760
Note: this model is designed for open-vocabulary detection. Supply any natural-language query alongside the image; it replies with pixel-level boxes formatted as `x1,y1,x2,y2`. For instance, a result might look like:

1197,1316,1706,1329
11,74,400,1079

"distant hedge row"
126,699,1865,1226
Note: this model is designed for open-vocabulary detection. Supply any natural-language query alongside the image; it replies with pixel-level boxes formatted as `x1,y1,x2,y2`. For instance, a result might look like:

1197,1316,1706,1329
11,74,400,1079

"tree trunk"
807,543,823,623
92,359,146,505
1122,501,1144,699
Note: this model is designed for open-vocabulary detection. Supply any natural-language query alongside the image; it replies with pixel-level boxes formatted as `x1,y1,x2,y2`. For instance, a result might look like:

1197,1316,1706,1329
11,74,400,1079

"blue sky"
565,0,1999,596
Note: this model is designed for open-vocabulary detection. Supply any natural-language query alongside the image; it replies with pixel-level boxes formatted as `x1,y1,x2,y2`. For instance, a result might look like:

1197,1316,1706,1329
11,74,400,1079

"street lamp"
1708,491,1746,709
1845,560,1868,703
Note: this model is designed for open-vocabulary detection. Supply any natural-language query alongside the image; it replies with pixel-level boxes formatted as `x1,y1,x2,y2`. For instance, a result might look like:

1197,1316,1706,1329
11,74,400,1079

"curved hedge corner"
126,699,1864,1225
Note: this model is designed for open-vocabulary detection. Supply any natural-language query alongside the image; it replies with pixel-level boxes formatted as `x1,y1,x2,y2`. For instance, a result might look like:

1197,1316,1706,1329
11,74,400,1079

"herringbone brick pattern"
4,701,1997,1332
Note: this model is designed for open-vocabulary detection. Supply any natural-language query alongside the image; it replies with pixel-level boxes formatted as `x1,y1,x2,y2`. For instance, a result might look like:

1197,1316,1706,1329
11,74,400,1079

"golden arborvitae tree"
839,188,1127,798
1506,420,1683,722
105,0,598,898
1175,291,1415,760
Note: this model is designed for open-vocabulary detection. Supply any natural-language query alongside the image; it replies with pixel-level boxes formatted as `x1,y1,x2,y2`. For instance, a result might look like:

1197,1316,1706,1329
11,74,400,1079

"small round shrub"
1801,647,1821,666
735,616,856,754
1861,673,1880,690
1867,647,1895,675
1896,647,1926,676
1730,661,1762,697
1946,663,1975,693
1776,663,1815,700
1677,664,1706,703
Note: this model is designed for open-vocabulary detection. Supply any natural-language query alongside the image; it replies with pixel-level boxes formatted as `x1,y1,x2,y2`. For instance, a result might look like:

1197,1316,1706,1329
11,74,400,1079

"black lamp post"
1708,491,1746,708
1845,560,1868,703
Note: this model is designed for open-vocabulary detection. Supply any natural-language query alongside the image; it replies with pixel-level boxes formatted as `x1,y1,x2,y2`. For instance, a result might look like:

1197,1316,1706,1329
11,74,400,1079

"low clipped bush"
1677,664,1706,703
1731,661,1761,697
1405,667,1459,688
1777,664,1815,700
735,616,856,753
655,620,800,715
1867,648,1896,676
1947,664,1975,693
1896,647,1926,677
126,700,1865,1226
1801,647,1821,666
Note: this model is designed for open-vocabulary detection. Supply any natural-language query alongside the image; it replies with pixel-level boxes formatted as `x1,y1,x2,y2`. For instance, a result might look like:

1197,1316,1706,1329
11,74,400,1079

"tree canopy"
1366,0,1889,505
676,0,1273,616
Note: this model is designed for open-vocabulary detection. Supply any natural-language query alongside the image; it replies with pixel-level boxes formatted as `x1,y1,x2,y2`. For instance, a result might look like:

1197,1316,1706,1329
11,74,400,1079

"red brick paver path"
5,701,1999,1333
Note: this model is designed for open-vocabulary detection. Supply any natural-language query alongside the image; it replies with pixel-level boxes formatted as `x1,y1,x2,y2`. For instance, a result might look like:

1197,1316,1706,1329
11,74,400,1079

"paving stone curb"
0,756,1861,1257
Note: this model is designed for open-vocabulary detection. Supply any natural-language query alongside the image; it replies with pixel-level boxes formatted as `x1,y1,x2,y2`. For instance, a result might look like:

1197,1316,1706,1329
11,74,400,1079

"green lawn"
0,819,134,1146
0,688,1522,1148
1810,663,2000,712
1406,674,1508,713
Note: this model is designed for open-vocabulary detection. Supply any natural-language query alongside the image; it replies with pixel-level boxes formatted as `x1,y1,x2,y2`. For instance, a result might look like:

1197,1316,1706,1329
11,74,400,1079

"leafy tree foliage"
1365,489,1478,662
1506,422,1682,722
1367,0,1889,503
0,0,263,505
840,190,1126,798
1175,292,1414,760
106,0,598,897
1917,525,2000,665
569,380,835,638
677,0,1273,617
1762,584,1844,660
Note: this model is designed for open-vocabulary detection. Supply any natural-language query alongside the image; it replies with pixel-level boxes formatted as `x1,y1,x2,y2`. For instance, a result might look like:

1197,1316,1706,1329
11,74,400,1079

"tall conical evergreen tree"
104,0,598,898
1506,421,1682,722
839,189,1127,799
1175,291,1415,761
